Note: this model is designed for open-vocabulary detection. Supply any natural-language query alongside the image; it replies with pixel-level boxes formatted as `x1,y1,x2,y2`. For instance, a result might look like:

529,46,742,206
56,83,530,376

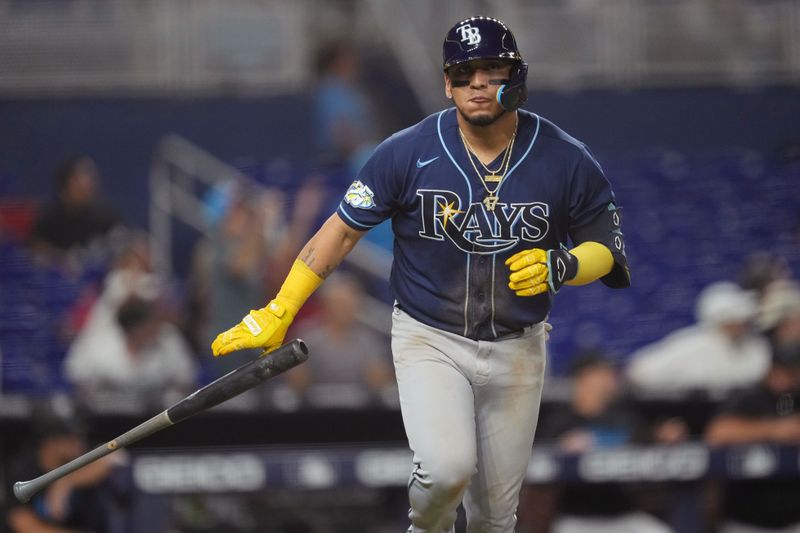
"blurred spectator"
3,408,116,533
534,353,673,533
312,40,377,175
268,179,328,293
63,236,196,409
64,294,196,410
704,316,800,532
737,251,791,300
70,231,158,324
757,280,800,344
627,282,770,396
190,184,281,373
282,272,394,409
29,156,122,264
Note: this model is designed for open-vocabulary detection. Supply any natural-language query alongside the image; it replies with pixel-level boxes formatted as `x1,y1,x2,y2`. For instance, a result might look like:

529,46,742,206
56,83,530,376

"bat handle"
13,340,309,503
12,442,112,503
12,411,173,503
13,480,36,504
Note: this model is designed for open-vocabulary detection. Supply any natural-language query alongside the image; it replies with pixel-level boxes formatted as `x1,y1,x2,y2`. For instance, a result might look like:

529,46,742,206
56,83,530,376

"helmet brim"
443,54,522,72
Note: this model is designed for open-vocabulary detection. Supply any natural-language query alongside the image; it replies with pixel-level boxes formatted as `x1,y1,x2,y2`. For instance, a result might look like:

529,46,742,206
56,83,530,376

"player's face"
445,59,513,127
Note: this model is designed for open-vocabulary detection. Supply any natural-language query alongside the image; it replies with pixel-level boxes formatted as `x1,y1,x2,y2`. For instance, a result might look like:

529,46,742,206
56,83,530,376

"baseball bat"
13,339,308,503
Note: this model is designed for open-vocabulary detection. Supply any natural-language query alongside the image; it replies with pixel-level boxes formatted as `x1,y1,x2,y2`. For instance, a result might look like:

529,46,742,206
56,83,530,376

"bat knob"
13,480,35,503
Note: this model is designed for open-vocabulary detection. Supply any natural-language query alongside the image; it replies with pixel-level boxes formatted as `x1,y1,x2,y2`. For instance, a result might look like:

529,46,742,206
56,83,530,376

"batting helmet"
442,16,528,111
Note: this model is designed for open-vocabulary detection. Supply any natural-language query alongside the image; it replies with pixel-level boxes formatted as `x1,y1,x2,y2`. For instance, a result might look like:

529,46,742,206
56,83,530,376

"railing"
0,0,798,109
148,133,393,334
0,0,310,95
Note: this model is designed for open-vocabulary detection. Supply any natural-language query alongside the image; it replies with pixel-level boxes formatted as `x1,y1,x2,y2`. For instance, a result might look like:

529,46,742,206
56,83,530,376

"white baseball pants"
391,307,547,533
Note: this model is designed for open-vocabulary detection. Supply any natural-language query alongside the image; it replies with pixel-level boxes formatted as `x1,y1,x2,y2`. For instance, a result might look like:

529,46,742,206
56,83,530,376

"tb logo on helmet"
443,17,528,111
456,24,481,46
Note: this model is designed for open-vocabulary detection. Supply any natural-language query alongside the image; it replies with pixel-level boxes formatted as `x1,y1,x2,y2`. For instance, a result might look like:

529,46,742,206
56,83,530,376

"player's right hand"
211,299,294,356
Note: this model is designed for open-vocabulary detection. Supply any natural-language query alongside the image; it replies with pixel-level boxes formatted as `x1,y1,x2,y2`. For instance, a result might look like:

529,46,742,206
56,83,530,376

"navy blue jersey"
338,108,619,341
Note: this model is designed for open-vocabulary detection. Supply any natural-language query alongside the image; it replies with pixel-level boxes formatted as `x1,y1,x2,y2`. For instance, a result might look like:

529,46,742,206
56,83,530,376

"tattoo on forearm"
300,247,334,278
320,265,334,279
300,246,316,268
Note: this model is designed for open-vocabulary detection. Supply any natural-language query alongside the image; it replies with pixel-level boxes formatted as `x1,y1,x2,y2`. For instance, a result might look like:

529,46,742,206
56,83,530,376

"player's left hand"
505,248,579,296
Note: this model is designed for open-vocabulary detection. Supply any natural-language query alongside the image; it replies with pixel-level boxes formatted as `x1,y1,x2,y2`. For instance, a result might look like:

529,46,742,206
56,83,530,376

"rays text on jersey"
417,189,550,254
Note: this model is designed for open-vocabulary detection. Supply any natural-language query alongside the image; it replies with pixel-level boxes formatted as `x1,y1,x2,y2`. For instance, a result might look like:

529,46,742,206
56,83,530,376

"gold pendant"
484,174,501,183
483,195,499,211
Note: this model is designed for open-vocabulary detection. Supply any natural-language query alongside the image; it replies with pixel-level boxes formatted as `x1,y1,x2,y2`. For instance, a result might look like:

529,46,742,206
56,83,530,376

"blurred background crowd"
0,0,799,532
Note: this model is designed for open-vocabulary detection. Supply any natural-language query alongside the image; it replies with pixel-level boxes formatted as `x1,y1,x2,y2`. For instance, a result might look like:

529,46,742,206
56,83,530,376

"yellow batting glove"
506,248,549,296
506,247,579,296
211,259,324,357
211,300,294,356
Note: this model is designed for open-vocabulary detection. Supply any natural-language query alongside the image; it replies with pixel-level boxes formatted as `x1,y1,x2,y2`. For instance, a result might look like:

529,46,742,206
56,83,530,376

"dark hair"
773,342,800,369
567,350,614,378
31,409,86,443
314,40,354,76
54,155,93,194
116,296,154,333
738,251,789,294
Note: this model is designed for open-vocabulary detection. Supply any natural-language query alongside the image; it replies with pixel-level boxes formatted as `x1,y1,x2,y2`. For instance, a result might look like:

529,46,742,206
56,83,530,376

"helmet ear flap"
496,62,528,111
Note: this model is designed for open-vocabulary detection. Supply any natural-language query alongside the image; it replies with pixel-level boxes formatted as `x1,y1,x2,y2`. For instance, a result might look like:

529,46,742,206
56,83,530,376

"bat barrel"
166,339,308,424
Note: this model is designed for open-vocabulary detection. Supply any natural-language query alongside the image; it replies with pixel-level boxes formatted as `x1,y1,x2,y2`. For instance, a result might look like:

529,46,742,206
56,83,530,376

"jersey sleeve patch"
344,180,376,210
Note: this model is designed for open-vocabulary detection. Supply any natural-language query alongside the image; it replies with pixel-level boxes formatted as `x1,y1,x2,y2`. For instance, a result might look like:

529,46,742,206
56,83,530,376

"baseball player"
212,16,630,532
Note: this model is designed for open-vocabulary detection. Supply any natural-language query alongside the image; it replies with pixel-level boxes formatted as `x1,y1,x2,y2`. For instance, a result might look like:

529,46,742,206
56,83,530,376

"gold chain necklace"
462,135,509,178
459,117,518,211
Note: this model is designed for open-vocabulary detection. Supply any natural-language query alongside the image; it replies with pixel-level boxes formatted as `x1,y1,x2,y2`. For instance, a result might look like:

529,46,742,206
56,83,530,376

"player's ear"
444,74,453,99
